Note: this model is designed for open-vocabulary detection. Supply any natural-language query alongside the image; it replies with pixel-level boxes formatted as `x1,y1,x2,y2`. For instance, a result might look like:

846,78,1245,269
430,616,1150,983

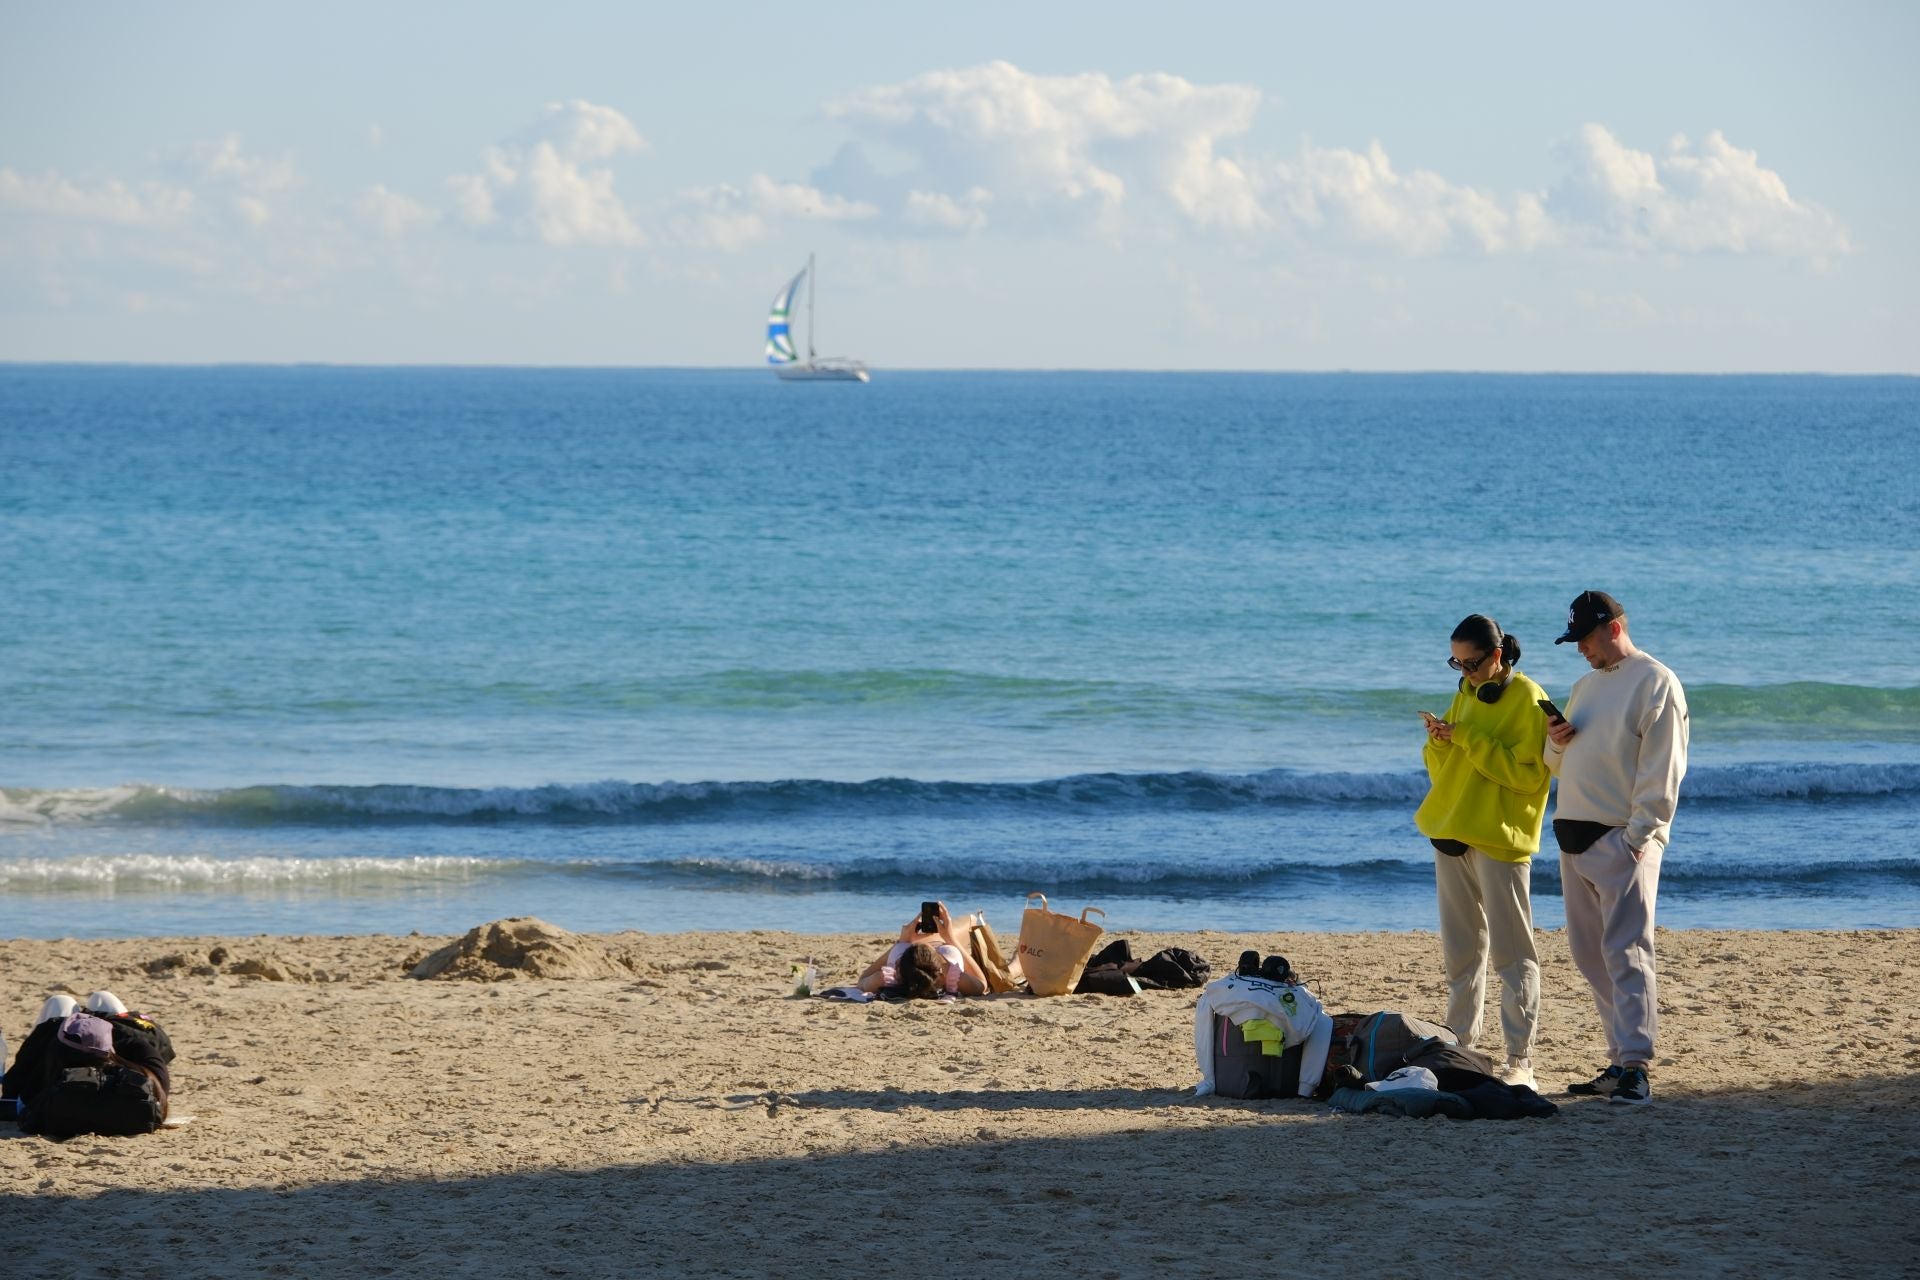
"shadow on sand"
5,1075,1916,1278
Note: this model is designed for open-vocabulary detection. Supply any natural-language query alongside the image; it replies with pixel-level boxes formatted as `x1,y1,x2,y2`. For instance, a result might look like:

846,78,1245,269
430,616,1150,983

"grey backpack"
1341,1011,1459,1083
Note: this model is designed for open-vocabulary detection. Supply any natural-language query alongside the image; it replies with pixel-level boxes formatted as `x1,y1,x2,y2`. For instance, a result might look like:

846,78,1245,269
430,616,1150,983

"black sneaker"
1609,1066,1651,1106
1567,1064,1622,1096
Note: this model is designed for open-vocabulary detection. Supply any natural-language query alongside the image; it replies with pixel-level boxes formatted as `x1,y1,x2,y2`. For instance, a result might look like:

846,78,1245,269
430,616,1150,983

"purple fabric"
57,1011,114,1057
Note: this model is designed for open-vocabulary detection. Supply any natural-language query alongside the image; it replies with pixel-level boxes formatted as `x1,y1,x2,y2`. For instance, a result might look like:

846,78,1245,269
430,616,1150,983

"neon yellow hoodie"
1414,669,1551,862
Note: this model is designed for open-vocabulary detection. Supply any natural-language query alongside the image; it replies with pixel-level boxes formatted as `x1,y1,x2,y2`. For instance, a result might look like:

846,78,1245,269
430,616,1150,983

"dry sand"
3,923,1917,1277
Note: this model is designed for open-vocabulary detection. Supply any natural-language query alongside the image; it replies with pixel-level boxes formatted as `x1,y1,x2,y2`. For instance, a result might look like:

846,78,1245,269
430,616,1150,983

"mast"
807,252,817,360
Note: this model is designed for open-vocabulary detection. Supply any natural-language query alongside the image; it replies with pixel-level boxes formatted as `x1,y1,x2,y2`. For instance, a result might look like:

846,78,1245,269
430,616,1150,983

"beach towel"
1014,894,1105,996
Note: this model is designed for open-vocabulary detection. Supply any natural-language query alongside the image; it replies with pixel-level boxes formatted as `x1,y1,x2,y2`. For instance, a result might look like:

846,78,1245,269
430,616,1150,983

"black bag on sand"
1074,942,1211,994
4,1011,174,1138
23,1064,167,1138
1401,1038,1499,1091
1132,947,1210,989
1210,1014,1304,1100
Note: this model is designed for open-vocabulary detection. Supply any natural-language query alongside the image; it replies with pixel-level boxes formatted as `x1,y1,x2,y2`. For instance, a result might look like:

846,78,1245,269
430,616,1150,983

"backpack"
23,1062,167,1138
5,1009,175,1138
1332,1011,1459,1084
1209,1014,1305,1099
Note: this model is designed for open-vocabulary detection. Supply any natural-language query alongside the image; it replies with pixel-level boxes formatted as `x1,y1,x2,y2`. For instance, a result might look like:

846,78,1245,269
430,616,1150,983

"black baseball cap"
1555,590,1624,644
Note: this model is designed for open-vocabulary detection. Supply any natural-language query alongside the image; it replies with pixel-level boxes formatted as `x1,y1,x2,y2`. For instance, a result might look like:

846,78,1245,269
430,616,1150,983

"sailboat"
765,253,869,382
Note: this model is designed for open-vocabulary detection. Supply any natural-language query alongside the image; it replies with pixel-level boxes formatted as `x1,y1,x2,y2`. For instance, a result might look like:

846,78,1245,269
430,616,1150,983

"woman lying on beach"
855,901,987,998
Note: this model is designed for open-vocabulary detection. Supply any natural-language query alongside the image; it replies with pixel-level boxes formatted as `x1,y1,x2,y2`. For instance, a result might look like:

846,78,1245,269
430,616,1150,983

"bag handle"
1025,892,1050,913
1079,907,1105,925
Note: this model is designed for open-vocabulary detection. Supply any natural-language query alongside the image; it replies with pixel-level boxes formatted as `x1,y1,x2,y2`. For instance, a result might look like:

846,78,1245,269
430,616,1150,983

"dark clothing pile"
1074,941,1211,995
1328,1037,1557,1120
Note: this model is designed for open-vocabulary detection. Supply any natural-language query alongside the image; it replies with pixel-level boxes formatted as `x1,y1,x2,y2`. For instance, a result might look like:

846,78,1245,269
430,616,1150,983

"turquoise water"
2,367,1916,936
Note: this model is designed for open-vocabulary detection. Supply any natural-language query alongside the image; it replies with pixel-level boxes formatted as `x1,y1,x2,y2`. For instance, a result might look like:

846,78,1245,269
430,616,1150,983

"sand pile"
405,917,637,981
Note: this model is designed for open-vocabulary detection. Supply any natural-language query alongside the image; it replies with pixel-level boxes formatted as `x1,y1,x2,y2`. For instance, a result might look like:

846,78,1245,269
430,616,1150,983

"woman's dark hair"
897,943,944,999
1452,613,1521,666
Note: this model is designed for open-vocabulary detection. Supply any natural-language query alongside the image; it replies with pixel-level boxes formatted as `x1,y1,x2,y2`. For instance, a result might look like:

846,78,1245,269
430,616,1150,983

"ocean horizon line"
3,361,1916,379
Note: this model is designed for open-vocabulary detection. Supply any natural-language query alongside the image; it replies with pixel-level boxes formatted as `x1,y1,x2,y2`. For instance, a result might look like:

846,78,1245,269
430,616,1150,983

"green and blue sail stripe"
765,269,804,364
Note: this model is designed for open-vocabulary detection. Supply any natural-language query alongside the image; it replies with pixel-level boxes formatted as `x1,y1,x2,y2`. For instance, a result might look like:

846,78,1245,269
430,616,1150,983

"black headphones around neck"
1461,674,1509,704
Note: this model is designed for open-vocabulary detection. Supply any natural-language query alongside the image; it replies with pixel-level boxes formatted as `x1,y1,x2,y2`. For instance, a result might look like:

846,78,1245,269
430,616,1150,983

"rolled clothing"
1330,1086,1474,1120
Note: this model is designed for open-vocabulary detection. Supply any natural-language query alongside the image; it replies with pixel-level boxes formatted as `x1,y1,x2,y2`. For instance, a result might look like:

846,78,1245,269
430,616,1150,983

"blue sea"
2,367,1916,939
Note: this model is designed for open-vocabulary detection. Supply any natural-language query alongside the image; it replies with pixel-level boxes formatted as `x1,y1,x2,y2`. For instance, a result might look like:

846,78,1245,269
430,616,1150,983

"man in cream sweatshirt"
1542,591,1689,1107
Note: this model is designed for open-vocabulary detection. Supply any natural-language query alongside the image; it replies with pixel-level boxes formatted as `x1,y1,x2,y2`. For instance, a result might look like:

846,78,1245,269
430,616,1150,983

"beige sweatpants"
1434,847,1540,1059
1559,826,1662,1066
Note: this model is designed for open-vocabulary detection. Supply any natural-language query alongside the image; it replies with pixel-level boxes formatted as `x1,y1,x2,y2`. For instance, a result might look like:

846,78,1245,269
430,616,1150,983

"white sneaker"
1497,1057,1536,1090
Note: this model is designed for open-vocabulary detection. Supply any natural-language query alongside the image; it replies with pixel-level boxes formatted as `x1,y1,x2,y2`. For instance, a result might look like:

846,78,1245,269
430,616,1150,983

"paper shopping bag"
964,912,1021,993
1015,893,1105,996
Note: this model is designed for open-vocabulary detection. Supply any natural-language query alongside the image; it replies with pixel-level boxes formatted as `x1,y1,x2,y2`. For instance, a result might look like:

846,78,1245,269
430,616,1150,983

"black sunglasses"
1448,651,1493,674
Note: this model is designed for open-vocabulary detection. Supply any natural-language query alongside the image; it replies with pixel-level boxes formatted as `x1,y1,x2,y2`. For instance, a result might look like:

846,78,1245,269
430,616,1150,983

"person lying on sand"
855,901,987,998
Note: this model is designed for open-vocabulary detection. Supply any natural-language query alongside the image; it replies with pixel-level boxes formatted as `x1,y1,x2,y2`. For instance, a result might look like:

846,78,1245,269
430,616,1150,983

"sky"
2,1,1916,371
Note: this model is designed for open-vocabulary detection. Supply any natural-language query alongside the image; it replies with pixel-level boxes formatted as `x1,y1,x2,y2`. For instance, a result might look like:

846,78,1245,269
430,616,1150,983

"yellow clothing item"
1239,1017,1287,1055
1414,669,1551,862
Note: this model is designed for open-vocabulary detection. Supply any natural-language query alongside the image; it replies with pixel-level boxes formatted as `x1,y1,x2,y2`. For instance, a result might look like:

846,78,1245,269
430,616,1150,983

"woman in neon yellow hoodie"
1414,613,1550,1088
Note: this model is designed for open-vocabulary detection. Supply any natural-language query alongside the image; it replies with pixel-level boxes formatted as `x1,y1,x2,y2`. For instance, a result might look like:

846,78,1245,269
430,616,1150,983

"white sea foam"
0,854,500,891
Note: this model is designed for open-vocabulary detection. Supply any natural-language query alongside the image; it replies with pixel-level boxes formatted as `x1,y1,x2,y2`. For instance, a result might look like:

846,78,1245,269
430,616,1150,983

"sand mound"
407,917,636,981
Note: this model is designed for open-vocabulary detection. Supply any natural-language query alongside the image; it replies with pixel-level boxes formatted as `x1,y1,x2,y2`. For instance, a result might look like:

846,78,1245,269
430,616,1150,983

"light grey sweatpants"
1560,827,1662,1066
1435,846,1540,1059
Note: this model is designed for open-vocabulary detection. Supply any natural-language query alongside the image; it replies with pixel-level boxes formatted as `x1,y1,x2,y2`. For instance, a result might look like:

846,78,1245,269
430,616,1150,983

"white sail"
764,269,805,365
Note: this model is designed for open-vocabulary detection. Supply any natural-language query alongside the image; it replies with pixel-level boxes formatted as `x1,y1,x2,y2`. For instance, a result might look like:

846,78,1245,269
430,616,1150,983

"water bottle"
789,957,818,997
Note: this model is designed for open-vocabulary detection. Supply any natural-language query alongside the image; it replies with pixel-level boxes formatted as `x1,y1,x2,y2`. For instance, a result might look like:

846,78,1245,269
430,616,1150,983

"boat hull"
774,359,869,383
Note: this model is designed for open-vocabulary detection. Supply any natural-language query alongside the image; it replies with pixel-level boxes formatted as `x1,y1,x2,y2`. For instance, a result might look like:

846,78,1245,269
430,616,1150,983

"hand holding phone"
919,901,941,935
1536,698,1564,723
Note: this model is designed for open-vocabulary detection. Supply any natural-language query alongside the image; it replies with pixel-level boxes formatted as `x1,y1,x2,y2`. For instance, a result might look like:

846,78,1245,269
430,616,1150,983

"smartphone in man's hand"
1537,698,1564,722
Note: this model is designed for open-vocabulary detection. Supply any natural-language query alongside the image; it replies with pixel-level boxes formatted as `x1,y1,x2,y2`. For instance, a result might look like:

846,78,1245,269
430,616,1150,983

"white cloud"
904,187,992,233
351,184,437,239
823,61,1263,232
522,99,648,163
1548,124,1847,258
664,175,876,250
1269,140,1540,255
185,135,299,193
172,135,300,227
0,168,195,225
815,65,1844,263
448,100,648,247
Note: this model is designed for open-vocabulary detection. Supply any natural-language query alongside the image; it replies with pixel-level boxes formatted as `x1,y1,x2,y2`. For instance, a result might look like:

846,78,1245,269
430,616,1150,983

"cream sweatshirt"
1542,650,1690,853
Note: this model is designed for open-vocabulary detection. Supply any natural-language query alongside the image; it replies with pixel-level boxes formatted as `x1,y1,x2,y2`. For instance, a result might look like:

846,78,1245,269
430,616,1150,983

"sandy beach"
4,923,1917,1277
